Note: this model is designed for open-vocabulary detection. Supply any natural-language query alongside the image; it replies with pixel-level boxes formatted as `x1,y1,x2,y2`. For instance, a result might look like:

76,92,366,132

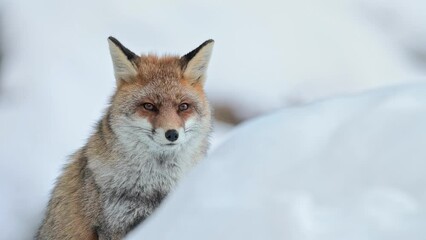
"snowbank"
128,83,426,240
0,0,425,239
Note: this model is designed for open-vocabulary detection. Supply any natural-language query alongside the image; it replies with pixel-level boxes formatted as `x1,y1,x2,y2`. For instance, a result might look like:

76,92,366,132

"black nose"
165,129,179,142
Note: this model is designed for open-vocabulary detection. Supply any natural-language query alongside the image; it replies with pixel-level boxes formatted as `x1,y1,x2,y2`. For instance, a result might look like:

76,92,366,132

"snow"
1,0,424,121
0,0,425,239
356,0,426,66
128,83,426,240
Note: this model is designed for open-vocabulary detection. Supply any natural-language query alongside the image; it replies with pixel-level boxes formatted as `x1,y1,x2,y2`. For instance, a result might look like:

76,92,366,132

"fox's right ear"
108,36,139,85
181,39,214,86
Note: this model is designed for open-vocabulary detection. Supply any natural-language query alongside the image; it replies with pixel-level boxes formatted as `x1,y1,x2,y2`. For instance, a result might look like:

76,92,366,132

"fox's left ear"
181,39,214,85
108,36,139,85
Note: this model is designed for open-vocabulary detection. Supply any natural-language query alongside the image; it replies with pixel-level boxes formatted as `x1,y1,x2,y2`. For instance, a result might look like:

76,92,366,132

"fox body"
36,37,214,240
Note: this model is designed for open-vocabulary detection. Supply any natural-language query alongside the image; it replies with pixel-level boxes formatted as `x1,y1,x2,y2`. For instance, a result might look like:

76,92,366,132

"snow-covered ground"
0,0,425,239
356,0,426,68
129,83,426,240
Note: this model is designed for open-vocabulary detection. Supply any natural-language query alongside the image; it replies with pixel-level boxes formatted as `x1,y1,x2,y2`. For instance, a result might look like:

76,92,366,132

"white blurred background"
0,0,425,239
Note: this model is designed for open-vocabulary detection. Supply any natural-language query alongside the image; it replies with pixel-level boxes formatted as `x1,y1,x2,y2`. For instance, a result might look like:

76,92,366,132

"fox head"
106,37,213,153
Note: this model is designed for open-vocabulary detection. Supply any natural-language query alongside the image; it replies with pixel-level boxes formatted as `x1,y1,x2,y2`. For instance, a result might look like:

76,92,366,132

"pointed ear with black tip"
108,36,139,84
181,39,214,86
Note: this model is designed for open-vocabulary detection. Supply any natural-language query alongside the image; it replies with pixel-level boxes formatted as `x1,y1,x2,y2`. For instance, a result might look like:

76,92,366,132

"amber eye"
179,103,189,111
143,103,156,111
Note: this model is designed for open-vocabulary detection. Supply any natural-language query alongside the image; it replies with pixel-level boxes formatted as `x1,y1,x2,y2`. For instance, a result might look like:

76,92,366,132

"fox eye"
143,103,156,111
179,103,189,111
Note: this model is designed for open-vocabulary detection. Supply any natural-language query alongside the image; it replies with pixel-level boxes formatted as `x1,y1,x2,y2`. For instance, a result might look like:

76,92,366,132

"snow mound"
0,1,425,238
128,83,426,240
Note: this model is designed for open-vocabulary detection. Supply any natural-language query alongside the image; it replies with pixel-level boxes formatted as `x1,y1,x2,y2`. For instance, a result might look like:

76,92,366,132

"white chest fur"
88,146,196,233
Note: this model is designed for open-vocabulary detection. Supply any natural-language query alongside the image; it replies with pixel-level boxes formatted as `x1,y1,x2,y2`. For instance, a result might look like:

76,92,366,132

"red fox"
36,37,214,239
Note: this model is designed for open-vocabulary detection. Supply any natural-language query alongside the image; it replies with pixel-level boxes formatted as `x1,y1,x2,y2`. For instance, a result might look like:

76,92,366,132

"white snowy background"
0,0,425,239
